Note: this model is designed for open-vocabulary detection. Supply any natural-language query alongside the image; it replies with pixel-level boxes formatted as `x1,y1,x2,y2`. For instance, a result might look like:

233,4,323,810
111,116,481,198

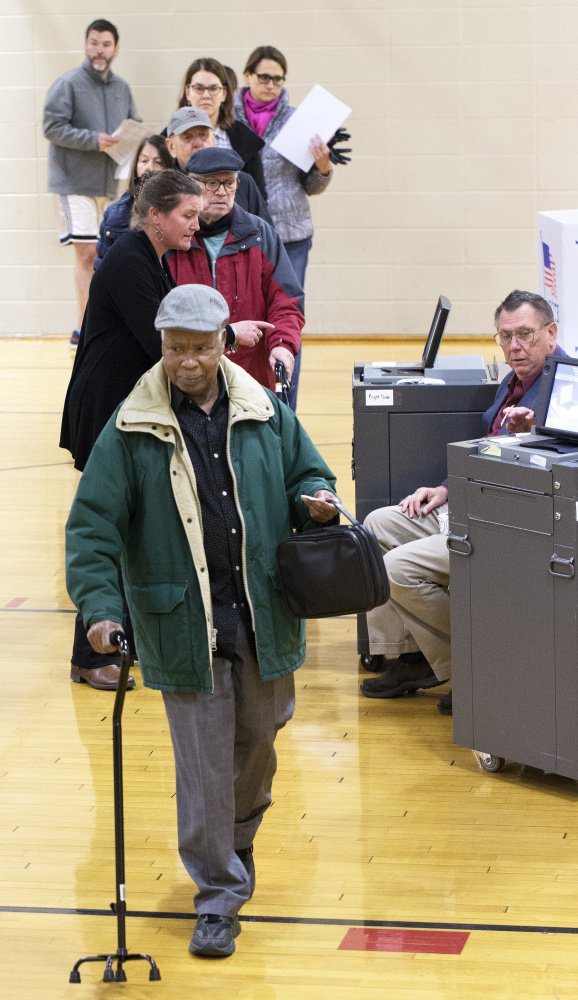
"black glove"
327,127,352,165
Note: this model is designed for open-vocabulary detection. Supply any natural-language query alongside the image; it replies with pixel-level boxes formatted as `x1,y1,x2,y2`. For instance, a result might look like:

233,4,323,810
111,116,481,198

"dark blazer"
60,229,174,470
235,172,273,227
483,344,569,433
227,120,266,198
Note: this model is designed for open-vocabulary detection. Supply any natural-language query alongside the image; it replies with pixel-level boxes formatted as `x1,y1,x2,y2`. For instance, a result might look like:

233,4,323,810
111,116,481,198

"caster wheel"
476,751,506,773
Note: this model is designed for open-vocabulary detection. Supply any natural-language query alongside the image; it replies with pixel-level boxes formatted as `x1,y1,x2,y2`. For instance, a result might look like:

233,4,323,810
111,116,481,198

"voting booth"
449,355,578,776
352,297,499,656
538,210,578,357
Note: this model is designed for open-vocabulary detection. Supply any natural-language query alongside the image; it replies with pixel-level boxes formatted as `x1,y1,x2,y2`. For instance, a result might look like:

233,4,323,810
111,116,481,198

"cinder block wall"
1,0,577,336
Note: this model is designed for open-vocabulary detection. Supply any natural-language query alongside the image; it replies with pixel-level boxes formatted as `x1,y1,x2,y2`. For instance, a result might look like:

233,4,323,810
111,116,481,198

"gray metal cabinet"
448,436,578,777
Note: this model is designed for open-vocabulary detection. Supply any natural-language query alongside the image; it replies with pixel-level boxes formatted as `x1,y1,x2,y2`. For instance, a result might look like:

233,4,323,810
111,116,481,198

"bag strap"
331,499,360,526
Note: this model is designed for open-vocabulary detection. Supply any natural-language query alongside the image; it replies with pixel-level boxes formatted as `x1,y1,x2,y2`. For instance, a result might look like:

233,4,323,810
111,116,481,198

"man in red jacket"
166,147,303,405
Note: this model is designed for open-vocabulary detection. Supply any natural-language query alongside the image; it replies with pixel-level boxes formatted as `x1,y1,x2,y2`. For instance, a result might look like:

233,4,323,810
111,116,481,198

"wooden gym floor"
1,336,578,999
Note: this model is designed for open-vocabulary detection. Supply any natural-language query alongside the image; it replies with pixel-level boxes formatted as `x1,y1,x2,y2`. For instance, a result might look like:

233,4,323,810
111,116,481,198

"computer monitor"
420,295,451,370
534,354,578,443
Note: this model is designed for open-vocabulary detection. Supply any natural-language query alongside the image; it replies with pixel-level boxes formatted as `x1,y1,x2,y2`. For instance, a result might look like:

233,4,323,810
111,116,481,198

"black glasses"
187,84,223,96
196,176,238,193
254,72,285,86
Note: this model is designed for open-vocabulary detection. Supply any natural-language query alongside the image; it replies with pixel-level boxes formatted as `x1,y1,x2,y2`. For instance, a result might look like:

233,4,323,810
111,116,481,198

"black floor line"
1,903,577,935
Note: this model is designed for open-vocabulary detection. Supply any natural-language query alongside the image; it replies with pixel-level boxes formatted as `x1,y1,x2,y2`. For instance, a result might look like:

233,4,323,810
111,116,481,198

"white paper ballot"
270,85,351,172
114,153,134,181
105,119,148,166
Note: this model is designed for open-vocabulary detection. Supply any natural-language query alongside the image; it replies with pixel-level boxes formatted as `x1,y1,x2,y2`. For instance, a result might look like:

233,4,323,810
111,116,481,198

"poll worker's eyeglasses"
196,176,238,193
494,323,552,347
187,84,223,96
254,72,285,86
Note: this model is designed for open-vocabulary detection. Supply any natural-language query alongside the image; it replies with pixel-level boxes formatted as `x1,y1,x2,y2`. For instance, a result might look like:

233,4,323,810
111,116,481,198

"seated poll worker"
65,284,337,958
167,146,303,402
360,289,566,716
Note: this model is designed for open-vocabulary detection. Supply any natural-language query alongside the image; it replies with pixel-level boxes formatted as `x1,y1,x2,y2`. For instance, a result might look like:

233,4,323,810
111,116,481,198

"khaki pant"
364,504,451,682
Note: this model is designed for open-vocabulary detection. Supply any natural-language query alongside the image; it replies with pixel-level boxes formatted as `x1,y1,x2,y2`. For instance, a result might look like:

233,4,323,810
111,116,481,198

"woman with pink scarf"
234,45,333,408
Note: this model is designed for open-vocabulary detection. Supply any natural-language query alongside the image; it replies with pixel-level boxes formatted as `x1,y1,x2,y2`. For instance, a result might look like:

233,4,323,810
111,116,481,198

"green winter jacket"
66,357,337,693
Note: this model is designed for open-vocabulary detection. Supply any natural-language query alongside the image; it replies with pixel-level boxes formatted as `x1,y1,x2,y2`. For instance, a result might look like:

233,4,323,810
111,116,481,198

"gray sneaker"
189,914,241,957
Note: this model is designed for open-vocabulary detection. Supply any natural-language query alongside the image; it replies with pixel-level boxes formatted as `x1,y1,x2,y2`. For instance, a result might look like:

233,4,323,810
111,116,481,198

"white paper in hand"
270,84,351,172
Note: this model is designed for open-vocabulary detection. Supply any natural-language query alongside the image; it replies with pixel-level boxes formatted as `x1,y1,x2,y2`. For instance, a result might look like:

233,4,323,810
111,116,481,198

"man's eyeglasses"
494,323,551,347
187,84,223,96
196,176,238,193
254,72,285,86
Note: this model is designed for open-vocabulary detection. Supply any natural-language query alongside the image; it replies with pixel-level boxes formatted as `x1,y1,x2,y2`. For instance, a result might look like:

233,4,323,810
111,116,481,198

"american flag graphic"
542,241,558,297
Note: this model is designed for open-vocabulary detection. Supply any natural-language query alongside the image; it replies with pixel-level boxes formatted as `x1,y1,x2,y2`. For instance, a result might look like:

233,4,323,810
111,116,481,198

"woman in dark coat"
176,56,267,199
60,169,203,689
61,169,202,472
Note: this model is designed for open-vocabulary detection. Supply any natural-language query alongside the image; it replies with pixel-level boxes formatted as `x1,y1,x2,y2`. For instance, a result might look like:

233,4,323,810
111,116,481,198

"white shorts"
55,194,111,245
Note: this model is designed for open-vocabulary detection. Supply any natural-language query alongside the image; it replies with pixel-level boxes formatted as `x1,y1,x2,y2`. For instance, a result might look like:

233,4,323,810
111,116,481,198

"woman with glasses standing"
177,57,266,199
234,45,333,409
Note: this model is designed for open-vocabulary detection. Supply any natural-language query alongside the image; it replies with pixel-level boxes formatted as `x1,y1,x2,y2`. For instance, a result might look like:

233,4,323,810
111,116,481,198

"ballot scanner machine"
353,297,499,656
448,354,578,776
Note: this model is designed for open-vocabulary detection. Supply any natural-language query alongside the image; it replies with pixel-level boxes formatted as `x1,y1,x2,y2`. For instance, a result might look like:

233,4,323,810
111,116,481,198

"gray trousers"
364,505,451,682
162,624,295,917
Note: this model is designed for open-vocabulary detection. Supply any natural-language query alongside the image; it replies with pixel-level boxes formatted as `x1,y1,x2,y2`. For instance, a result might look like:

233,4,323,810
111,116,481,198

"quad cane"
69,631,161,984
274,360,291,406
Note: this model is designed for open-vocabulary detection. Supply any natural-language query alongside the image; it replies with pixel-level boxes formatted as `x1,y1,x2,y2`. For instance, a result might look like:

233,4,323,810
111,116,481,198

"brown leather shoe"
70,664,135,691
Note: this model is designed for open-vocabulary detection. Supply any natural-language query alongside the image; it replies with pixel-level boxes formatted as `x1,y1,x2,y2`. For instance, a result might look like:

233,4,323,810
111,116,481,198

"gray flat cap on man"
155,284,230,333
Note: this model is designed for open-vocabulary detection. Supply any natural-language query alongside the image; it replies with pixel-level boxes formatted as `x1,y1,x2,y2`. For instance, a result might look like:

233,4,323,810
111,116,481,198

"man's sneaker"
236,846,255,897
189,914,241,957
360,655,443,699
69,329,80,348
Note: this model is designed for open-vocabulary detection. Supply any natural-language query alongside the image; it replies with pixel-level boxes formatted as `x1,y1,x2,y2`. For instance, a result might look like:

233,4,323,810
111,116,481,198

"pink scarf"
242,89,281,137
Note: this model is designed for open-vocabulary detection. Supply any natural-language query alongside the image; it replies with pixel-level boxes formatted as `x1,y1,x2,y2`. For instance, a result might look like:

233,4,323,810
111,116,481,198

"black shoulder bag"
276,501,389,619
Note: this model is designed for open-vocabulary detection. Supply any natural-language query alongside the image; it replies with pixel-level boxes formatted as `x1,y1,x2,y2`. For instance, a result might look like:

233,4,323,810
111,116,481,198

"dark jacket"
226,120,266,199
483,345,569,433
235,171,272,226
166,204,304,391
60,229,174,470
66,358,337,693
94,190,133,269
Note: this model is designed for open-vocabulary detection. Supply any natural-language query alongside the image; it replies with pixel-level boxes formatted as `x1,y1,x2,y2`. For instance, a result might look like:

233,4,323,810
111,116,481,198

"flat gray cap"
155,284,230,332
